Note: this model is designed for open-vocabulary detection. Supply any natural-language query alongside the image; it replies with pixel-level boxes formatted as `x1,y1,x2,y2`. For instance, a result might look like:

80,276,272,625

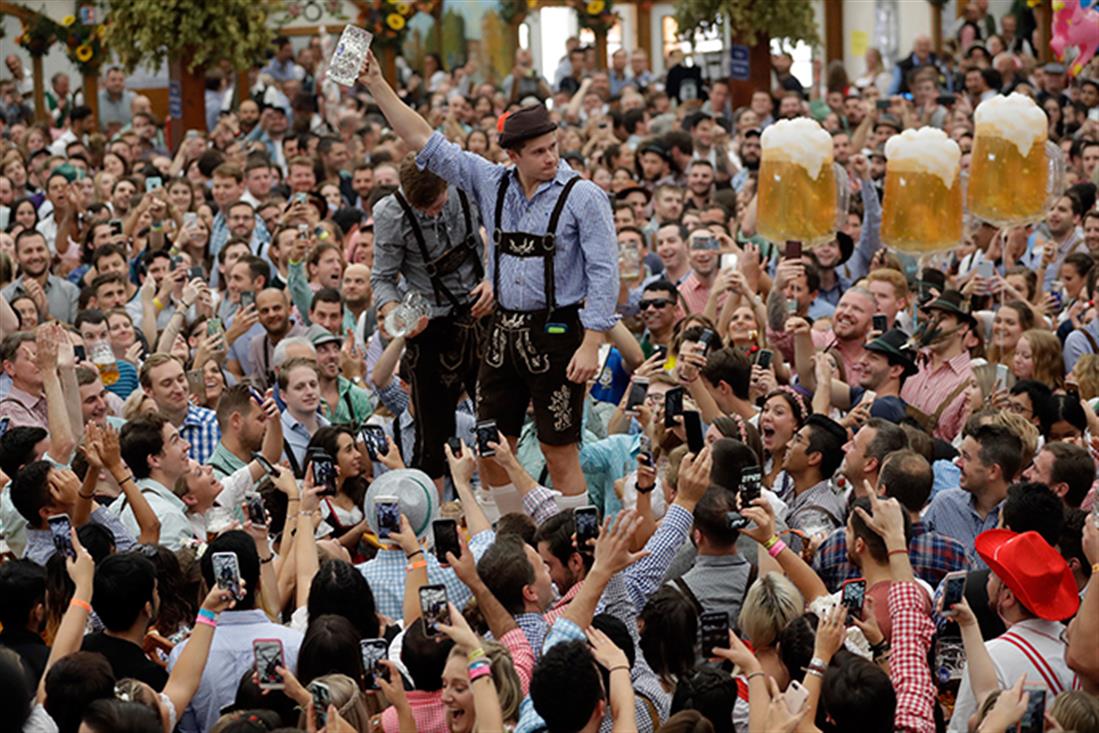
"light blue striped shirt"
416,132,619,331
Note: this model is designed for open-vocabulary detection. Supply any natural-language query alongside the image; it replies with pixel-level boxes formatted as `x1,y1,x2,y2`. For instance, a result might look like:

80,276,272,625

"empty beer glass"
967,93,1065,227
881,127,963,254
757,118,848,246
383,291,431,339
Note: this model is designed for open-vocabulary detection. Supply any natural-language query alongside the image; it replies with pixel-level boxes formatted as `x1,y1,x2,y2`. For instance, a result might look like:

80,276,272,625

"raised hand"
591,509,648,577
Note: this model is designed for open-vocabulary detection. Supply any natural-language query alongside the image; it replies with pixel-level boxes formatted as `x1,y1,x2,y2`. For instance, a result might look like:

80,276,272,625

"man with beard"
642,184,684,240
637,141,675,189
731,128,761,193
310,326,373,426
247,288,306,389
208,384,286,484
1026,193,1085,291
342,263,376,344
782,278,873,384
1,230,79,323
684,159,717,210
778,414,848,534
900,291,976,442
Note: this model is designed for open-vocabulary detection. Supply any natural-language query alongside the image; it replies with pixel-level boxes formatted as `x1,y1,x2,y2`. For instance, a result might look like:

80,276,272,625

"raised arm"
37,531,94,703
445,441,491,536
36,326,75,463
448,534,519,640
563,509,646,630
91,424,161,544
740,497,830,604
371,332,405,390
359,51,433,151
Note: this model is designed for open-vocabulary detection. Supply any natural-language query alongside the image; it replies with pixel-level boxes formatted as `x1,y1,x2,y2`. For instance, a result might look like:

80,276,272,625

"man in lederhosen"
360,52,618,512
371,153,492,488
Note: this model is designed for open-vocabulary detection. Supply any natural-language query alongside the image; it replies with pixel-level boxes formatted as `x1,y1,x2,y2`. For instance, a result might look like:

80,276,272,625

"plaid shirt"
889,582,937,733
180,405,221,465
380,690,447,733
357,529,495,618
814,521,968,593
515,612,550,661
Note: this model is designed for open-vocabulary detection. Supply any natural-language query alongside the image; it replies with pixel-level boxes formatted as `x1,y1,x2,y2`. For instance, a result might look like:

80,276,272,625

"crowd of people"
2,2,1099,732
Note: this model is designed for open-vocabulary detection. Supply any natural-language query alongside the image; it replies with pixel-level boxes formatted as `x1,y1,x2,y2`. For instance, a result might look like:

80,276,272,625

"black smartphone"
664,387,684,428
1019,687,1046,733
683,410,704,454
624,378,648,414
699,610,730,658
73,345,86,362
638,433,653,467
419,584,450,634
875,99,891,110
109,219,123,236
872,314,888,332
756,349,773,369
244,494,267,526
740,465,762,506
785,241,802,260
433,518,460,565
189,265,205,280
476,420,498,458
360,638,388,690
211,551,243,600
253,639,285,690
653,344,668,362
309,680,331,728
170,255,183,269
937,93,956,106
941,571,967,614
360,424,388,461
0,416,9,439
307,449,337,496
250,451,280,478
696,328,717,355
842,578,867,615
48,514,75,560
374,496,400,539
240,291,255,309
574,506,600,552
446,437,463,457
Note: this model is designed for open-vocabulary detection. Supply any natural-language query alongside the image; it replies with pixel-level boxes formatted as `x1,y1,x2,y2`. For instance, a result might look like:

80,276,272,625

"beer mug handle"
1044,141,1065,213
833,163,850,232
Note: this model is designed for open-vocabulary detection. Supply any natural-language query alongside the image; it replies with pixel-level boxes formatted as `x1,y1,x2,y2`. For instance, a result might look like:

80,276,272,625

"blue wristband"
197,608,217,621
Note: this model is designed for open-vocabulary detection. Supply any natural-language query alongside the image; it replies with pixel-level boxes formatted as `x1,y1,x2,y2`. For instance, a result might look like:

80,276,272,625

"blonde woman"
1011,329,1063,389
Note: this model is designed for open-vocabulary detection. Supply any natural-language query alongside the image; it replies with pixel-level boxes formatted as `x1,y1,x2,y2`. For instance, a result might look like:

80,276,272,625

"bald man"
248,288,307,388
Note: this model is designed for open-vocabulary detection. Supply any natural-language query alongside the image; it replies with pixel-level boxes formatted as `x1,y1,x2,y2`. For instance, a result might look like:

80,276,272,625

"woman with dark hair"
1038,392,1090,443
758,388,809,489
639,586,699,693
140,544,200,640
79,699,162,733
296,614,366,688
302,560,382,640
6,197,38,234
306,426,370,561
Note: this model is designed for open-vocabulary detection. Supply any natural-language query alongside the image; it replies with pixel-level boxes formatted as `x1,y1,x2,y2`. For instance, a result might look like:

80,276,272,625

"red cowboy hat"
975,529,1079,621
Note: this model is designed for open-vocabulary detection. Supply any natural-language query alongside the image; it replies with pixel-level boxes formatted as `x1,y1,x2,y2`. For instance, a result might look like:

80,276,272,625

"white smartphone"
785,680,810,714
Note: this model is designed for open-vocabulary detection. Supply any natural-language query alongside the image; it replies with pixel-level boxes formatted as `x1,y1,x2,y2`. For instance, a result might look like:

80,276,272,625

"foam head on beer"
973,92,1047,157
760,118,833,180
883,127,960,187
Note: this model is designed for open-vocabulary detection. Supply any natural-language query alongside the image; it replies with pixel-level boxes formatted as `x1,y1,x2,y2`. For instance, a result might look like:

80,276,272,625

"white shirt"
949,618,1075,732
109,477,198,550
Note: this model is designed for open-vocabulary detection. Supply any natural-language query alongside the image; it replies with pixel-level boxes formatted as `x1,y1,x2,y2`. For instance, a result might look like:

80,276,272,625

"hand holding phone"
253,639,285,690
475,420,497,457
419,585,450,634
574,506,599,552
374,496,401,540
211,551,244,601
699,611,729,658
841,578,867,617
433,519,460,565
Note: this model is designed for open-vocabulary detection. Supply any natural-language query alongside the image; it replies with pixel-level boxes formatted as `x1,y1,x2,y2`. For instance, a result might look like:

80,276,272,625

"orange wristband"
406,560,427,571
70,598,92,613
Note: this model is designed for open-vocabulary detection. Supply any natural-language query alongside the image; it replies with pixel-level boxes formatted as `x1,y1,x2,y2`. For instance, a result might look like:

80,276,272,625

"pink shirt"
900,351,973,442
678,271,726,315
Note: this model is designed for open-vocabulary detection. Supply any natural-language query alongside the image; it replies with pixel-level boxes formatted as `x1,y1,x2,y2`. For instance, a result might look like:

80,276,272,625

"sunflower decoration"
17,12,59,57
360,0,435,45
58,8,108,74
571,0,617,33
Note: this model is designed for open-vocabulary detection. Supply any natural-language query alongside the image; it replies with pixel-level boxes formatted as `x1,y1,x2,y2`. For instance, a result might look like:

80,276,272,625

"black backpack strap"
491,174,510,301
456,188,484,281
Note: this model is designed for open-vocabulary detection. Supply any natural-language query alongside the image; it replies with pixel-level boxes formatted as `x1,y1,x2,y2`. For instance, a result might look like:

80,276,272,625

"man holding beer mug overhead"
357,52,618,514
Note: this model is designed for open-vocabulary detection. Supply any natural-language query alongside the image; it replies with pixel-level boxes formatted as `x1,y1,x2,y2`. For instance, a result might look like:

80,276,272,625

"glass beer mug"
967,93,1066,227
383,291,431,339
757,118,848,246
90,342,120,387
881,127,964,254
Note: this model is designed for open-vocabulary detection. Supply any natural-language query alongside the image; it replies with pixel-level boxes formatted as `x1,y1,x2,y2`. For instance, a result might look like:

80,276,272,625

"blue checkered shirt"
356,529,495,618
180,405,221,465
813,520,969,593
416,132,619,330
922,488,1002,566
514,612,549,661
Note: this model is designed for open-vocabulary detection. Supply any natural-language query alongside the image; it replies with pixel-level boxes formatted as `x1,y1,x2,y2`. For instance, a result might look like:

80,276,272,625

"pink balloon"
1051,0,1099,76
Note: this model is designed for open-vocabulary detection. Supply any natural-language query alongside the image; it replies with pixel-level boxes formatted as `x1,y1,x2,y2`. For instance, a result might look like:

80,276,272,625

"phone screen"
942,572,967,612
360,425,387,461
1019,688,1046,733
446,437,463,457
360,639,388,690
308,450,337,496
48,515,75,560
683,410,704,454
664,387,684,428
699,611,729,658
186,369,206,400
696,328,717,355
842,579,867,614
476,420,497,457
188,265,205,280
740,466,762,505
211,552,243,600
756,349,773,369
624,379,648,414
245,494,267,526
419,585,450,634
574,507,599,551
374,497,400,539
240,291,255,309
433,519,460,564
253,639,285,690
872,314,888,332
310,681,331,728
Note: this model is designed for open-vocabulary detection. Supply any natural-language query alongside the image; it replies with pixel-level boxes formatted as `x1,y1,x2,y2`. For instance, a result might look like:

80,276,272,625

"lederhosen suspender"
492,173,582,315
393,190,484,312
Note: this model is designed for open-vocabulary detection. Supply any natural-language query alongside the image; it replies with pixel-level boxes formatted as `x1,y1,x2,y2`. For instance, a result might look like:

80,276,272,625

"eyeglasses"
639,298,674,311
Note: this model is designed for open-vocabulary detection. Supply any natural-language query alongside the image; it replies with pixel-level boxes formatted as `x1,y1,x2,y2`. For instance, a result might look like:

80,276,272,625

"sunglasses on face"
639,298,674,311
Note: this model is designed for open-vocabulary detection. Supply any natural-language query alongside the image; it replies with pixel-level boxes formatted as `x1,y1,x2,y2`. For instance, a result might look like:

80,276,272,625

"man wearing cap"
853,328,917,422
369,152,488,485
1038,63,1070,107
731,128,761,194
359,51,617,510
900,290,976,442
637,141,676,189
947,529,1079,732
310,325,373,427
